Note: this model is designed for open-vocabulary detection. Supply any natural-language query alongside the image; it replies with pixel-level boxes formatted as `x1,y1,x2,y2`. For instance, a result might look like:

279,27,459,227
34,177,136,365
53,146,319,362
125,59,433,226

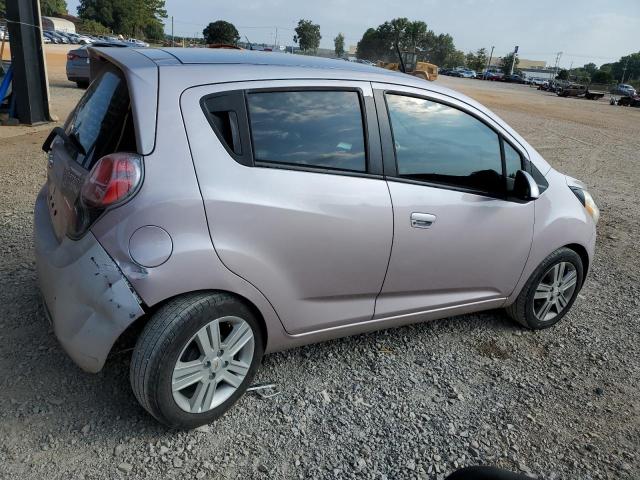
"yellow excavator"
377,50,438,81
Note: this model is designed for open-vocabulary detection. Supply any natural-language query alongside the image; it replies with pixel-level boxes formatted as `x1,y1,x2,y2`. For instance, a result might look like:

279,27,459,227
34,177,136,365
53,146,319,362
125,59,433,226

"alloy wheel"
172,316,254,414
533,261,578,322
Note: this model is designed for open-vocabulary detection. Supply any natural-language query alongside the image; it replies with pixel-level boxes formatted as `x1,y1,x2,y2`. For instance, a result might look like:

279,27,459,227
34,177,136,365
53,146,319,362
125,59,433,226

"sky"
66,0,640,68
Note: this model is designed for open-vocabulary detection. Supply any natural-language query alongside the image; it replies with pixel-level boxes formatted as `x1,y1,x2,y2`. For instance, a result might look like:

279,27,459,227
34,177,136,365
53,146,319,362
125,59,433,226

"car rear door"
181,80,393,335
372,83,535,319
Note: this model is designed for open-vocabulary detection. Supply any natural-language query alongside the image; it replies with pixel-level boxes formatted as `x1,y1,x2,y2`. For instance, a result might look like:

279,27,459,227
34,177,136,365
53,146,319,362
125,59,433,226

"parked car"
459,69,477,78
503,74,526,84
55,31,76,43
484,71,504,81
528,77,548,87
45,30,69,44
610,83,637,97
38,48,598,429
66,42,131,88
69,33,94,45
126,38,150,47
43,31,59,43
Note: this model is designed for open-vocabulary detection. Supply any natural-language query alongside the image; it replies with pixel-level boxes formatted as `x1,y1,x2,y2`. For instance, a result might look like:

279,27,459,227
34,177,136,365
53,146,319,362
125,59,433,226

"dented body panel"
34,187,145,372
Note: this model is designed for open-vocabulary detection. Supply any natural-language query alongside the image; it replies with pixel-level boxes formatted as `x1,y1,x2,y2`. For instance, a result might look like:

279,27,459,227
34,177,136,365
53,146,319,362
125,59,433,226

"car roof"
133,47,394,74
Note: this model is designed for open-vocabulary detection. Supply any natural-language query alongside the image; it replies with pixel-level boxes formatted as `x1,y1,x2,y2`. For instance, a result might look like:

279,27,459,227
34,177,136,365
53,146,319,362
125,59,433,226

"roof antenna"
395,41,406,73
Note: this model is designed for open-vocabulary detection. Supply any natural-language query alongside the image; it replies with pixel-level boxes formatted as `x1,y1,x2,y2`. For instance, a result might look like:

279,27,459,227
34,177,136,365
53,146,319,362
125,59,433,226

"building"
41,16,76,33
490,57,547,70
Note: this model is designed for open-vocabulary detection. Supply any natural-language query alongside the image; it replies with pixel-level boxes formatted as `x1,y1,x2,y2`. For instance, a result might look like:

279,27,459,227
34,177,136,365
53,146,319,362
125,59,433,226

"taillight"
81,153,142,208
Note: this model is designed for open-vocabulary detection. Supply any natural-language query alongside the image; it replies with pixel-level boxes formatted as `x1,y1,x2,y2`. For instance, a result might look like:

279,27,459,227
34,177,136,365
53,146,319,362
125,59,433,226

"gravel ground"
0,68,639,480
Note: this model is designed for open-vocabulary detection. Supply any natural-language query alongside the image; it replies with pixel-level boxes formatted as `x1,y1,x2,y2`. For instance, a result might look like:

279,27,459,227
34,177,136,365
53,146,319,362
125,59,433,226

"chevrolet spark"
35,48,598,428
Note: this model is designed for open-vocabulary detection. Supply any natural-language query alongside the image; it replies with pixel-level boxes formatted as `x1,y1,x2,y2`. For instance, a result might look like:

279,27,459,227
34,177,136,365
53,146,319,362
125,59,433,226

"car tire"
506,248,584,329
76,81,89,89
130,292,264,429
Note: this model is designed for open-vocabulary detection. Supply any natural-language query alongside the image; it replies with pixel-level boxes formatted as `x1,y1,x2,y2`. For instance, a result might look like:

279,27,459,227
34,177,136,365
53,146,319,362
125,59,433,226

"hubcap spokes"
533,262,577,322
172,316,254,414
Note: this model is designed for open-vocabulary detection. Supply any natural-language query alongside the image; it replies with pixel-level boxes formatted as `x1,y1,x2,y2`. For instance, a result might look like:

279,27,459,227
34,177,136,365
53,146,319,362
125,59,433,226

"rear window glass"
247,90,366,172
66,70,135,169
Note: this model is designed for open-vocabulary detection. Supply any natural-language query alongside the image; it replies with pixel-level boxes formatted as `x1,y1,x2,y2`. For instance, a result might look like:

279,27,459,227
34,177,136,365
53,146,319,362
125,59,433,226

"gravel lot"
1,53,639,479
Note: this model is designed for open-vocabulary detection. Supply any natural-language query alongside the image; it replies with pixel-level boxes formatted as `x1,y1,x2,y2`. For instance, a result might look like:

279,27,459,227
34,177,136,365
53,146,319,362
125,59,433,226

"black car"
503,74,526,84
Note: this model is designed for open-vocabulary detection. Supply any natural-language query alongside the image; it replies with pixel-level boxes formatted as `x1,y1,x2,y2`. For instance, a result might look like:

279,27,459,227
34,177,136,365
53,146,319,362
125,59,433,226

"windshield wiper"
42,126,86,156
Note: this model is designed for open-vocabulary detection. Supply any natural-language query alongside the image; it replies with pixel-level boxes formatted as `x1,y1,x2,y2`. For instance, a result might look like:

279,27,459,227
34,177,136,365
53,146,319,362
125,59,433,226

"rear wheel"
506,248,584,329
130,292,264,429
76,81,89,89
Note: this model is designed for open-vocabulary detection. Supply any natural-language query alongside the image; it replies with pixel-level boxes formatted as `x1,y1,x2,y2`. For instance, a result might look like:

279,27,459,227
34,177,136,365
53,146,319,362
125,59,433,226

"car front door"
372,84,535,319
181,80,393,335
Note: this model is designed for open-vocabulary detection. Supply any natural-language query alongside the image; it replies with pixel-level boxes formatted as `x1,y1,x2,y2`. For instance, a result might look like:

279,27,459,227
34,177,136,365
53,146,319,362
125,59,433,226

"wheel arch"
565,242,590,279
109,289,269,364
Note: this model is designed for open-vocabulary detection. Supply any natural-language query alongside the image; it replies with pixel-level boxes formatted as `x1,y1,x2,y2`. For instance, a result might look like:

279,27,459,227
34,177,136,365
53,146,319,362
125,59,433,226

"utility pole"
509,45,519,75
553,51,563,80
485,46,494,79
171,16,174,47
273,27,278,50
569,60,573,80
621,57,629,83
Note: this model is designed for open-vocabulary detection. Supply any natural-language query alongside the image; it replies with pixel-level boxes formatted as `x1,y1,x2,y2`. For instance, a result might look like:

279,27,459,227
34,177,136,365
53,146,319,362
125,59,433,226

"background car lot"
0,47,639,479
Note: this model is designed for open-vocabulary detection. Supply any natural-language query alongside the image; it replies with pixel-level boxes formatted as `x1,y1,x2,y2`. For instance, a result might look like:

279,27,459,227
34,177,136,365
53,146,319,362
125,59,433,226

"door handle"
411,212,437,229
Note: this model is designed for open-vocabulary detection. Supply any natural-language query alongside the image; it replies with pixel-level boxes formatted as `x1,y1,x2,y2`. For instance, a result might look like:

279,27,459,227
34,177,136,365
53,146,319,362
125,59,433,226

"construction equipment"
378,51,438,81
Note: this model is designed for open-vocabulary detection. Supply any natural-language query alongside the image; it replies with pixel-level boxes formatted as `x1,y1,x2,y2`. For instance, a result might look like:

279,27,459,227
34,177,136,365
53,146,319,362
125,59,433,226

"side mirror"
513,170,540,201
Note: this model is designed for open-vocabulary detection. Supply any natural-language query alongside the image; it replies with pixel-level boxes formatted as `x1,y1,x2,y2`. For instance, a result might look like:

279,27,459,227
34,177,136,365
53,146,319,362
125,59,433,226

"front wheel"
130,292,264,428
506,248,584,329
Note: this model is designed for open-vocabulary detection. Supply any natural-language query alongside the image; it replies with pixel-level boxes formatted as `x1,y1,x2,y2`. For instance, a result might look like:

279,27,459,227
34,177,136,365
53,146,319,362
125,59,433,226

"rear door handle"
410,212,437,229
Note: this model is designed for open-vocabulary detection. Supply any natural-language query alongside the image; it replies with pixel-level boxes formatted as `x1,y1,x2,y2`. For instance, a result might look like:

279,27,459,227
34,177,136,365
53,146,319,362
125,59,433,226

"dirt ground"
0,48,639,479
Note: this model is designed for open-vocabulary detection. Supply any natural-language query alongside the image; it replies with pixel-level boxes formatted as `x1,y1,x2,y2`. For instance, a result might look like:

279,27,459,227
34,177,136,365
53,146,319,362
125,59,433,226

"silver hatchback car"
36,48,598,428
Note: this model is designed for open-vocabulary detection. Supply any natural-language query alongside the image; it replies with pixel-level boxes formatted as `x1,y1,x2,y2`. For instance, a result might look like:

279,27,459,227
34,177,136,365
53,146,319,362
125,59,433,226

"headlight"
570,187,600,224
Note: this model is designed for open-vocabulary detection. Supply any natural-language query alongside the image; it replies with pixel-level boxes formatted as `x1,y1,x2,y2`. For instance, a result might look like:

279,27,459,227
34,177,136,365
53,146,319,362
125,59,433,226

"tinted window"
504,141,523,193
386,94,503,193
66,70,134,169
247,91,366,172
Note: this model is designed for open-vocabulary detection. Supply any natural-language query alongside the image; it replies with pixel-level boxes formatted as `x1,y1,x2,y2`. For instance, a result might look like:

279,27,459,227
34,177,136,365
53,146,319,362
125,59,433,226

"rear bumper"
66,63,89,82
34,187,145,372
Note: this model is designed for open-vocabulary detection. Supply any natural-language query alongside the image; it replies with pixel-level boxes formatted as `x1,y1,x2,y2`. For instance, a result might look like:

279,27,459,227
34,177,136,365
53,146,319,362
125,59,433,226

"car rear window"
246,90,367,172
66,69,136,169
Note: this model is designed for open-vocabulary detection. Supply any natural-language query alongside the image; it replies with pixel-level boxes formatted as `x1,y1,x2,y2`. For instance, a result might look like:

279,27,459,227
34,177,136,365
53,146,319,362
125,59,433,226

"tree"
583,63,597,76
609,52,640,83
78,0,166,39
556,69,569,80
501,52,519,75
334,33,345,57
469,48,488,72
202,20,239,45
465,51,476,69
294,19,321,52
356,18,459,66
443,49,465,68
41,0,67,16
0,0,5,17
591,70,613,84
78,19,110,35
356,28,386,61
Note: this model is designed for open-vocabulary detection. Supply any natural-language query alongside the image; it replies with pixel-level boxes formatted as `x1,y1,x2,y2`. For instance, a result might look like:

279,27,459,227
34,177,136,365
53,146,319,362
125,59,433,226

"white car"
75,35,94,45
126,38,150,48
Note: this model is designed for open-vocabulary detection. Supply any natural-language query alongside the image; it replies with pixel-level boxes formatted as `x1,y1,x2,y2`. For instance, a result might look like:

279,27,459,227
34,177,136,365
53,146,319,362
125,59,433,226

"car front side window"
385,93,504,194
